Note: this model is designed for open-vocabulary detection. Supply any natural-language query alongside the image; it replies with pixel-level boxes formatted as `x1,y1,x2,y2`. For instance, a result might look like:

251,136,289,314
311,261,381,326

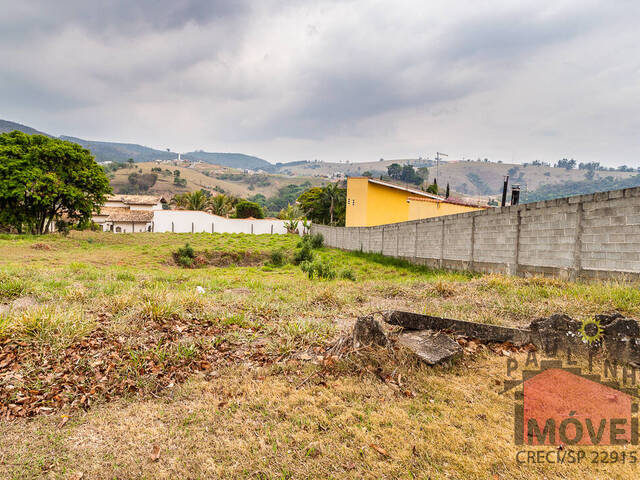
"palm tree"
171,191,208,211
208,194,234,217
323,182,341,225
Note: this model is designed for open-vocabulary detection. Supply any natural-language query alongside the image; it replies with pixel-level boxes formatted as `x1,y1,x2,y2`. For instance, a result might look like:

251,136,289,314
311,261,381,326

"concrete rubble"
348,310,640,367
397,331,462,366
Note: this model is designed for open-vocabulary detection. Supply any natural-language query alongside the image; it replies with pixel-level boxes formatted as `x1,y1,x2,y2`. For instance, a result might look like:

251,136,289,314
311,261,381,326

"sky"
1,0,639,165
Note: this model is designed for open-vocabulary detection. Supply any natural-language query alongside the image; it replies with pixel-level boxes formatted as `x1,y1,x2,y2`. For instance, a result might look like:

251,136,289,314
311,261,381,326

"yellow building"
345,177,486,227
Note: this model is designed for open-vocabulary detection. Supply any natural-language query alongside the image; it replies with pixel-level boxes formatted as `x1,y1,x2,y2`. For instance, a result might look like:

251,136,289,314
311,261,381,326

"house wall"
312,187,640,280
111,221,152,233
345,177,484,227
345,177,369,227
152,210,293,235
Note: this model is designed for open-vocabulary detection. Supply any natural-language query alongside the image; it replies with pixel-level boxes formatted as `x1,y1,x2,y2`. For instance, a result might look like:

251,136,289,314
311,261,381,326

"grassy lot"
1,231,640,479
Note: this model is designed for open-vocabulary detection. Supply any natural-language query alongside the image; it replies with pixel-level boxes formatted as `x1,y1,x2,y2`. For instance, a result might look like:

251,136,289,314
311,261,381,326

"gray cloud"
1,0,639,164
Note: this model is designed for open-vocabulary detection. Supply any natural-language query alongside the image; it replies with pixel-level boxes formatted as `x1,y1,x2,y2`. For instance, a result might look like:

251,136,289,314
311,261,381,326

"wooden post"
191,222,194,233
211,222,214,233
271,224,274,234
171,221,174,233
251,224,254,234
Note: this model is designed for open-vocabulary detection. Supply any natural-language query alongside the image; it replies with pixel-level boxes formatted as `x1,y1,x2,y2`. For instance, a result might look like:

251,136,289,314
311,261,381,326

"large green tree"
0,131,111,234
297,183,346,226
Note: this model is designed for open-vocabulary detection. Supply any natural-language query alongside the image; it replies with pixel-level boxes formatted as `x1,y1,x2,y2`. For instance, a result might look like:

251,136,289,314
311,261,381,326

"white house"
93,195,165,233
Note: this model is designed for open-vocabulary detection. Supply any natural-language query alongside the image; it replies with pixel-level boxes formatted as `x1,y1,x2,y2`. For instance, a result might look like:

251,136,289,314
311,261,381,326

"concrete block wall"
311,186,640,280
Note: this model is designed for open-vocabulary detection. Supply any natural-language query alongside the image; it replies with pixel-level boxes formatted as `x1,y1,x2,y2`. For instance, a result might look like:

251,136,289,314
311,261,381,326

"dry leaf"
370,444,389,457
151,445,161,462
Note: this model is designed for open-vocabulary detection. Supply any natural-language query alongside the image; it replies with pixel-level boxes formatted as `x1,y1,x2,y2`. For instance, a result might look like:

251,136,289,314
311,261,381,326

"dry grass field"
1,232,640,479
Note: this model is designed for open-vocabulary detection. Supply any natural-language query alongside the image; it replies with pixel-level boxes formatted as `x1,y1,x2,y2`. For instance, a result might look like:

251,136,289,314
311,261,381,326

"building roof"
352,177,485,208
107,194,166,205
105,210,154,223
93,206,130,217
406,196,485,208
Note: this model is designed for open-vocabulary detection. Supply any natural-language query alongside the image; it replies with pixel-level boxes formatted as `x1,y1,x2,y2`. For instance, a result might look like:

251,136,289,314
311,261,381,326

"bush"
309,233,324,249
300,258,336,280
234,200,264,219
297,233,323,249
174,243,195,268
293,243,314,265
269,248,286,266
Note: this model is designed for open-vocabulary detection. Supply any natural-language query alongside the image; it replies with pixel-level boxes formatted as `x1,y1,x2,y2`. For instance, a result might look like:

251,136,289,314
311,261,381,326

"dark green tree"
234,200,264,219
0,131,111,234
387,163,402,180
297,183,346,226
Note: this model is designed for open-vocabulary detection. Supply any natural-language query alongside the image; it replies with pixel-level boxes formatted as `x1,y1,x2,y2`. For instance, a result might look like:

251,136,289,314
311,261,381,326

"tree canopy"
0,131,111,234
297,183,346,226
234,200,264,219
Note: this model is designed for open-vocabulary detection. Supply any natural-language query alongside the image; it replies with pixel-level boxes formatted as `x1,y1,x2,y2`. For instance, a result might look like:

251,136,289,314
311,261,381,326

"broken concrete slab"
398,330,462,366
385,310,531,344
384,310,640,365
352,315,388,348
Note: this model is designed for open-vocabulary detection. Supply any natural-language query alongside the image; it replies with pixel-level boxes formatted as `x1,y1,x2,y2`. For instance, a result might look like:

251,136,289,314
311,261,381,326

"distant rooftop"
107,194,166,205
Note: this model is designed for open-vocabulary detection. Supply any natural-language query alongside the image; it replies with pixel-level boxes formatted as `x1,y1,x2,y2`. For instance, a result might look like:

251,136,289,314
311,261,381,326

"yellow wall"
407,198,483,221
346,177,484,227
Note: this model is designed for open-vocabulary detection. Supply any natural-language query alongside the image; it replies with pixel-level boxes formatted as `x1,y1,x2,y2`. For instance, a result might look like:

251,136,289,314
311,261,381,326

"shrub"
269,248,286,266
174,243,195,268
300,258,336,280
293,243,314,265
177,243,195,259
310,233,324,249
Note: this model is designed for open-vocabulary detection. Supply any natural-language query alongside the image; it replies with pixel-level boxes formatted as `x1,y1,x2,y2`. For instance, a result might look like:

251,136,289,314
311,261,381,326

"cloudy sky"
1,0,639,165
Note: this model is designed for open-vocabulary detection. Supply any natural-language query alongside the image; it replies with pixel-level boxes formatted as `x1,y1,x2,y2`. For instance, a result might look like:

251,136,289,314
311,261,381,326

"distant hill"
184,151,273,172
0,119,50,137
1,119,272,171
60,136,176,163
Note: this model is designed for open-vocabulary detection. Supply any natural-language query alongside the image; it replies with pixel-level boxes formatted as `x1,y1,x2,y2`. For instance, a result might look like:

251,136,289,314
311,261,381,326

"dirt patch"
11,296,37,310
201,250,269,267
224,288,252,296
0,315,275,420
172,250,269,268
30,243,52,250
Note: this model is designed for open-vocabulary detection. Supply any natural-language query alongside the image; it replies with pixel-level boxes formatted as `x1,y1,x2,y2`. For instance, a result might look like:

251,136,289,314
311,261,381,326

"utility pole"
435,152,448,182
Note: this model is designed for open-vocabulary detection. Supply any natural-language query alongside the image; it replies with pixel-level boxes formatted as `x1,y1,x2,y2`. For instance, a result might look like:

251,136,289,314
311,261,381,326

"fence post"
171,221,174,233
439,218,445,268
414,222,418,262
469,215,476,271
513,209,521,276
211,222,214,233
251,224,254,234
192,222,194,234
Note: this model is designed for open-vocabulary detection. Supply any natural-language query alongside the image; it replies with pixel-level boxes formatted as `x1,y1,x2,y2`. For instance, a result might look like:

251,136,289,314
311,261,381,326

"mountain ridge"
1,119,272,171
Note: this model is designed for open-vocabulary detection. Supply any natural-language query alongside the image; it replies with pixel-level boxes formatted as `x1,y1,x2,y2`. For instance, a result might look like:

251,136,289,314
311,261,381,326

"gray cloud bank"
1,0,639,164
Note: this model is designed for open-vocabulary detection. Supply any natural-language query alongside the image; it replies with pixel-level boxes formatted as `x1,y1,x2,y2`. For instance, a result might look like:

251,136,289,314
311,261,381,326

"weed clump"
293,242,314,265
300,258,336,280
297,233,324,249
269,248,287,266
174,243,195,268
339,268,356,281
